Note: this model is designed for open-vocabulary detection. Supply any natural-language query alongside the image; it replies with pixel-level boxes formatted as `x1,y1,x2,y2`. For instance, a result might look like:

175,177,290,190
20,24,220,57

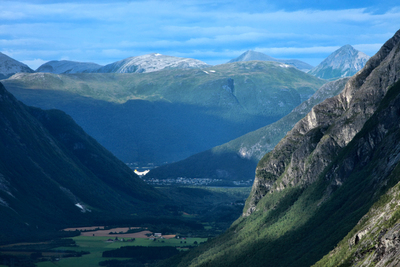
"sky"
1,0,400,70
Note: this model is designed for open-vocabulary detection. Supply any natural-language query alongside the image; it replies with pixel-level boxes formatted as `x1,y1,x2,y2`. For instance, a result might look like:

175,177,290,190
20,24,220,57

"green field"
36,235,207,267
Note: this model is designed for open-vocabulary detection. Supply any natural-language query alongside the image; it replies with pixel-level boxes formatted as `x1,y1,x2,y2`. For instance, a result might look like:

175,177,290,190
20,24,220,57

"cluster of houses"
148,232,164,240
142,177,223,186
126,164,253,187
106,237,136,242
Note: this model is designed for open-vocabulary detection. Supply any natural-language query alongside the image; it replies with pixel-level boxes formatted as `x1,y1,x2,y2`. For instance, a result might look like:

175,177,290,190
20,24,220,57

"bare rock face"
245,29,400,216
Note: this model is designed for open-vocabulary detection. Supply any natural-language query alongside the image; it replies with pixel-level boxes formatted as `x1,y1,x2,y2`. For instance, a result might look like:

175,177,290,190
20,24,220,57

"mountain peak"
341,44,354,49
308,44,370,80
228,50,276,63
96,53,210,73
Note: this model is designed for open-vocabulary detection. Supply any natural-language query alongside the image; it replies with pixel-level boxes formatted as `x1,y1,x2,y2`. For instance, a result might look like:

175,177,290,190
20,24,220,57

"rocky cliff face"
313,81,400,266
246,30,400,216
235,77,348,161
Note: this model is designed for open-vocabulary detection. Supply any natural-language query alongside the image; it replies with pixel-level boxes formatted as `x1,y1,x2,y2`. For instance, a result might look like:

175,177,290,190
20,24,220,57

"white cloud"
353,43,385,56
0,1,399,65
255,46,342,56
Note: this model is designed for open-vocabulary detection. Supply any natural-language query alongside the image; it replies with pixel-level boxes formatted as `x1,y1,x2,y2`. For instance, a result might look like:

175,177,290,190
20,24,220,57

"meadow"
35,234,207,267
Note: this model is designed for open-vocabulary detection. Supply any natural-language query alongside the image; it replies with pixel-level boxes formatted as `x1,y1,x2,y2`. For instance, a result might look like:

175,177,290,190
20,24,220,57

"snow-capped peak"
96,53,210,74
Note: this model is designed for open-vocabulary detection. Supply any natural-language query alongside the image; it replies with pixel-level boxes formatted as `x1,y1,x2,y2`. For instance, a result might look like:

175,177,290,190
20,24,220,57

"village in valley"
132,167,252,186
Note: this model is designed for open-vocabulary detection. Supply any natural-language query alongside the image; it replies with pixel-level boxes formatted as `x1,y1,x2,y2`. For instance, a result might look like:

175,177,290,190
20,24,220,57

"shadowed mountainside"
0,82,167,245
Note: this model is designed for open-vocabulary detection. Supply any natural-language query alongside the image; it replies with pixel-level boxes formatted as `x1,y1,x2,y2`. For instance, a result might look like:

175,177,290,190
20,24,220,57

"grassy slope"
34,236,207,267
6,61,324,107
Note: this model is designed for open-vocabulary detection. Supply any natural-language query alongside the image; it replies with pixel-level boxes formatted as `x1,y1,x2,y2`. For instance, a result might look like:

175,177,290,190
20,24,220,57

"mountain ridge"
36,60,103,74
94,53,210,73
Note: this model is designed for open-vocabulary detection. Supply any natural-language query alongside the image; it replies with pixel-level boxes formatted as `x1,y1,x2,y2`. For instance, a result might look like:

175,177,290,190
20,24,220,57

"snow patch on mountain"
95,53,210,73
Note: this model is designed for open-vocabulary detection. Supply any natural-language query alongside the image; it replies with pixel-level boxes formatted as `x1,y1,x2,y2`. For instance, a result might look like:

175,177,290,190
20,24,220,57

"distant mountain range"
36,60,103,74
0,46,368,167
0,82,167,245
228,50,314,72
0,52,34,79
3,61,324,166
34,53,210,74
3,46,368,80
308,44,370,80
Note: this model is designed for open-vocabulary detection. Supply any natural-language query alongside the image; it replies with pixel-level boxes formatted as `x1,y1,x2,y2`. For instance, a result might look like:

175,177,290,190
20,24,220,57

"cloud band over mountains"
1,0,400,69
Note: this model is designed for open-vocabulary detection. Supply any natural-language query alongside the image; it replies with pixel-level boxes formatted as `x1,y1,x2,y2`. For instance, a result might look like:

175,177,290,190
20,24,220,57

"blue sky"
1,0,400,69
